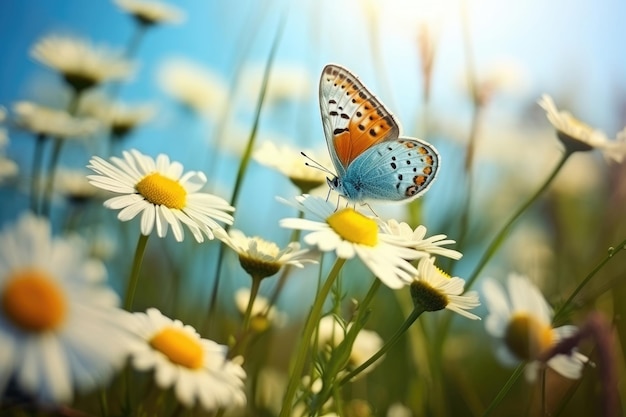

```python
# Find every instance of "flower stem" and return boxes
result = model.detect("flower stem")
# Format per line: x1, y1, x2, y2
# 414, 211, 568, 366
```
552, 237, 626, 324
40, 137, 64, 218
123, 233, 150, 311
481, 363, 525, 417
338, 304, 425, 387
278, 257, 346, 417
30, 133, 46, 214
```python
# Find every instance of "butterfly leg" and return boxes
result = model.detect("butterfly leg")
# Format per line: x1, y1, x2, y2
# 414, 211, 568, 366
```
361, 202, 379, 217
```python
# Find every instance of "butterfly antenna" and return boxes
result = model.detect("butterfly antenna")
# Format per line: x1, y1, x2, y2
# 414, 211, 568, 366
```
301, 151, 334, 176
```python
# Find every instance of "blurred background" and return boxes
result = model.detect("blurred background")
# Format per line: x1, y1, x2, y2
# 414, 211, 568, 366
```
1, 0, 625, 415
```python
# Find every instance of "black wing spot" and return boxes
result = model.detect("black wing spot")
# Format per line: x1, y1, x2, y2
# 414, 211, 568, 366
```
406, 160, 411, 165
391, 162, 396, 169
358, 124, 365, 131
356, 111, 362, 117
340, 113, 350, 119
359, 91, 367, 99
391, 156, 396, 161
369, 129, 377, 137
398, 174, 403, 180
330, 111, 338, 116
329, 99, 337, 104
333, 128, 348, 135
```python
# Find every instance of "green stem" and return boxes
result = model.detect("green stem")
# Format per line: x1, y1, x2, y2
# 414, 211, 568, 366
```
40, 137, 64, 218
30, 133, 46, 214
338, 304, 425, 386
481, 363, 525, 417
552, 237, 626, 324
206, 14, 286, 330
278, 257, 346, 417
123, 233, 150, 311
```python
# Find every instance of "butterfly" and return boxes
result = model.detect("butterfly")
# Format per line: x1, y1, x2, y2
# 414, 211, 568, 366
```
319, 64, 440, 203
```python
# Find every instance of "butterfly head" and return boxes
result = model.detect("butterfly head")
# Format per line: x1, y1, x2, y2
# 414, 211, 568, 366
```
326, 175, 341, 193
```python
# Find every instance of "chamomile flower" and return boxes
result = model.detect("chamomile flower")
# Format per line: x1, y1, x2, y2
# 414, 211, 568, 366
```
380, 219, 462, 260
87, 149, 233, 242
219, 228, 316, 279
254, 141, 329, 194
279, 195, 424, 289
13, 101, 100, 139
0, 213, 132, 404
31, 35, 133, 92
538, 94, 625, 162
483, 273, 588, 382
115, 0, 185, 26
410, 257, 480, 320
234, 288, 286, 331
80, 94, 155, 139
128, 308, 246, 411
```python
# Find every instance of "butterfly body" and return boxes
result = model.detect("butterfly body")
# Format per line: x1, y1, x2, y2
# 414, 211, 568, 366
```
319, 64, 439, 203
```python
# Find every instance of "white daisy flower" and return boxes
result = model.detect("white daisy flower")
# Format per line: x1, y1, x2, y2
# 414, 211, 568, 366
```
87, 149, 234, 242
0, 156, 18, 183
279, 195, 425, 289
234, 288, 286, 330
115, 0, 185, 26
80, 93, 155, 139
55, 168, 100, 204
13, 101, 100, 138
241, 64, 311, 105
219, 228, 316, 279
538, 94, 625, 162
0, 213, 132, 404
128, 308, 246, 411
379, 219, 462, 260
31, 35, 134, 92
482, 273, 588, 382
410, 257, 480, 320
254, 141, 329, 194
157, 58, 228, 117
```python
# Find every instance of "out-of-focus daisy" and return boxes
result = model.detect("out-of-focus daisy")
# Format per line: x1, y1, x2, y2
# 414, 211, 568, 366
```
254, 141, 329, 194
483, 273, 588, 382
115, 0, 185, 26
380, 219, 462, 260
87, 149, 234, 242
157, 58, 228, 117
128, 308, 246, 411
13, 101, 100, 138
387, 403, 413, 417
410, 257, 480, 320
316, 315, 384, 376
280, 195, 426, 289
241, 64, 311, 106
80, 93, 155, 140
234, 288, 286, 331
55, 168, 108, 205
219, 228, 316, 280
31, 35, 134, 92
539, 94, 626, 162
0, 156, 18, 184
0, 213, 132, 404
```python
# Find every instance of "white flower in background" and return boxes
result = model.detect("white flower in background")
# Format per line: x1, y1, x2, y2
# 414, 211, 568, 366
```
219, 228, 316, 279
380, 219, 462, 260
254, 141, 329, 194
0, 157, 18, 183
87, 149, 234, 242
128, 308, 246, 411
13, 101, 100, 138
80, 93, 155, 139
539, 94, 626, 162
241, 64, 311, 105
115, 0, 185, 26
55, 168, 101, 203
280, 195, 427, 289
31, 35, 134, 91
234, 288, 286, 330
483, 273, 588, 382
387, 403, 413, 417
410, 257, 480, 320
157, 58, 228, 117
0, 213, 132, 404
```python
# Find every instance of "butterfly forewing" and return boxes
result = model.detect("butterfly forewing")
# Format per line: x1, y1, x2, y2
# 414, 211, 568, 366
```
319, 64, 400, 172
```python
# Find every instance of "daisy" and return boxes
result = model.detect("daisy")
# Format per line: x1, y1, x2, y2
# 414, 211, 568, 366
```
0, 213, 133, 404
157, 58, 228, 117
234, 288, 286, 331
254, 141, 328, 194
380, 219, 462, 260
409, 257, 480, 320
115, 0, 185, 26
219, 228, 316, 280
31, 35, 134, 92
13, 101, 100, 139
87, 149, 234, 242
80, 93, 155, 139
482, 273, 588, 382
128, 308, 246, 411
539, 94, 626, 162
279, 195, 425, 289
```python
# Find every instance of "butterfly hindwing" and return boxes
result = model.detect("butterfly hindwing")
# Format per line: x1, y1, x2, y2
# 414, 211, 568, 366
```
342, 138, 440, 202
319, 64, 400, 175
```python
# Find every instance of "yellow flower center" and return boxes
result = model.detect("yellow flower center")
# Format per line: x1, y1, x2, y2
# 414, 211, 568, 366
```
1, 269, 67, 332
150, 326, 204, 369
327, 208, 378, 246
135, 172, 187, 209
504, 314, 554, 361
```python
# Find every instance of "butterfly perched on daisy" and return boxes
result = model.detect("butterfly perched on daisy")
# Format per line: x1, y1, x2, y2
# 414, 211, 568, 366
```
318, 64, 440, 203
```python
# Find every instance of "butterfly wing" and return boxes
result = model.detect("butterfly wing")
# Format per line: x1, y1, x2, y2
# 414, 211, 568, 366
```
342, 137, 440, 202
319, 64, 400, 177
